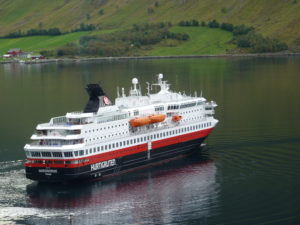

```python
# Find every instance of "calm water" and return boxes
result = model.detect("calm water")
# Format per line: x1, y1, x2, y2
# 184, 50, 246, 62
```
0, 57, 299, 225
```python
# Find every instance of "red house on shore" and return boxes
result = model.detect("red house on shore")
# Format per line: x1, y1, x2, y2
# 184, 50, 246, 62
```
7, 48, 23, 56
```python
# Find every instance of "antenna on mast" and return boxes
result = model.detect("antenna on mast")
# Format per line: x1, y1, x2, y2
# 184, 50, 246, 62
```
146, 82, 150, 96
138, 84, 142, 96
117, 86, 120, 98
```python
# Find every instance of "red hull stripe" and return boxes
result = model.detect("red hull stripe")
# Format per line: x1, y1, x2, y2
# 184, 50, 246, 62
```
25, 128, 213, 168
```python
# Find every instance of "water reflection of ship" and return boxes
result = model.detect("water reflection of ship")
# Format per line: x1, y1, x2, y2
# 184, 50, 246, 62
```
26, 151, 218, 224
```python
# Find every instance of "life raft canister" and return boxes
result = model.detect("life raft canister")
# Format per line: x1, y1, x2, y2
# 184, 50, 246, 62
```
172, 115, 182, 122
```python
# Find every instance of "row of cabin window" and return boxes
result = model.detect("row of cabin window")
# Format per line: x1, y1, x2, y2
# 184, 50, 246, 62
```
180, 102, 197, 109
30, 151, 70, 158
168, 105, 179, 110
28, 159, 89, 165
86, 131, 129, 143
29, 122, 212, 158
157, 101, 201, 112
169, 101, 204, 110
84, 123, 127, 133
155, 105, 164, 111
181, 108, 202, 114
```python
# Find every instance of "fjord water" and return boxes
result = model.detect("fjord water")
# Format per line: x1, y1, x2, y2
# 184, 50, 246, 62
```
0, 57, 299, 225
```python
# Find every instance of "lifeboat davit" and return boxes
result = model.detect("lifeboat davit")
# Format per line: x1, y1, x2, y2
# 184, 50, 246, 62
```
130, 114, 166, 127
172, 115, 182, 122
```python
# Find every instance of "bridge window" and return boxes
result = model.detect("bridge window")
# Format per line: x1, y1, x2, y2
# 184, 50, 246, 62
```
53, 152, 63, 157
41, 152, 52, 157
64, 152, 73, 157
31, 152, 41, 157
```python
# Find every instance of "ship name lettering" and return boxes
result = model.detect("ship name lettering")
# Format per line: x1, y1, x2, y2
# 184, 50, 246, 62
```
91, 159, 116, 171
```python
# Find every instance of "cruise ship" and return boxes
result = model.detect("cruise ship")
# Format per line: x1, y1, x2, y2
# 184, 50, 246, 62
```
24, 74, 218, 182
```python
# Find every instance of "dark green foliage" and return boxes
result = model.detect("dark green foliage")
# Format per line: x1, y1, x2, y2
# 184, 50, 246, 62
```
58, 22, 189, 57
26, 28, 48, 36
235, 32, 288, 52
178, 20, 199, 27
208, 20, 219, 28
98, 9, 104, 15
40, 50, 54, 57
170, 33, 189, 40
72, 24, 96, 32
3, 27, 62, 38
191, 20, 199, 26
154, 1, 160, 7
3, 30, 23, 38
178, 21, 185, 26
220, 22, 234, 32
175, 18, 287, 53
57, 49, 65, 56
47, 28, 62, 36
232, 24, 254, 36
184, 21, 191, 26
2, 23, 97, 38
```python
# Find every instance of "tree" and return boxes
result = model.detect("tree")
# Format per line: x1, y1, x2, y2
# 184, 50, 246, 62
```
208, 19, 219, 28
98, 9, 104, 15
233, 24, 254, 36
47, 28, 61, 35
178, 21, 186, 26
191, 19, 199, 26
221, 22, 234, 32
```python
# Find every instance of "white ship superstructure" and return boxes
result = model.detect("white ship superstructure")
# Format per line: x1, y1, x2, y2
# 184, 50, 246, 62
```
24, 74, 218, 182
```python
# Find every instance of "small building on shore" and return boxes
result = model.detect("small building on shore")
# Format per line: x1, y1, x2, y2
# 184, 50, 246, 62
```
3, 54, 13, 58
2, 49, 45, 60
31, 54, 45, 60
7, 48, 23, 56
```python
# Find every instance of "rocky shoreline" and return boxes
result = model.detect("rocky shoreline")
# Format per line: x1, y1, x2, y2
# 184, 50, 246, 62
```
1, 53, 300, 64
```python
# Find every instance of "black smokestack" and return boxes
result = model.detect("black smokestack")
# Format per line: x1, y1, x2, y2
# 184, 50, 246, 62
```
83, 84, 106, 113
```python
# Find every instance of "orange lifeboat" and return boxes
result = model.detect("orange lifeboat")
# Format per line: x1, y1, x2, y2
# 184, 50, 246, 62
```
172, 115, 182, 122
149, 114, 166, 124
130, 117, 151, 127
130, 114, 166, 127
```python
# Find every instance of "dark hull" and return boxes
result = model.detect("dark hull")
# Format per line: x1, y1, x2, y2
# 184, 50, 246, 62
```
25, 136, 208, 183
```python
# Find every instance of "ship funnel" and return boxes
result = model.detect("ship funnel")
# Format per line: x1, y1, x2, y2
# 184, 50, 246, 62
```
84, 84, 111, 113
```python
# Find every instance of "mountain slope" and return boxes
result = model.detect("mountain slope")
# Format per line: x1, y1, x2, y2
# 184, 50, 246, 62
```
0, 0, 299, 45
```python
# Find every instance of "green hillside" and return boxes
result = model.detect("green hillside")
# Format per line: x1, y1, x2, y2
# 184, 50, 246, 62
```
0, 0, 299, 46
146, 27, 235, 56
